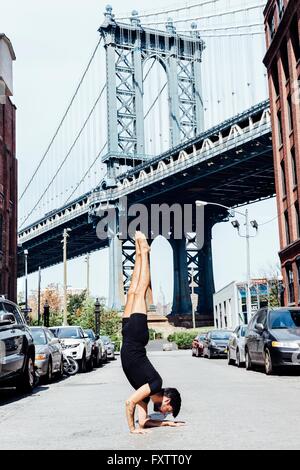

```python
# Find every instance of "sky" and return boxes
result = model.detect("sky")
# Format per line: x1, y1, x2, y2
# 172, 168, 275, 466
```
1, 0, 281, 304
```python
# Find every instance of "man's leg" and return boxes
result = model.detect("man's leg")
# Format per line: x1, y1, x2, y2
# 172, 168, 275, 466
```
131, 233, 151, 315
123, 233, 142, 318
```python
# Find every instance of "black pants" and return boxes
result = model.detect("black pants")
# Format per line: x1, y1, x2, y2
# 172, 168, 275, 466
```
121, 313, 162, 402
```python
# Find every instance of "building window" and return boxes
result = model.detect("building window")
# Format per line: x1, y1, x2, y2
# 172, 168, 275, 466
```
286, 264, 295, 304
284, 210, 291, 245
277, 0, 285, 19
291, 148, 298, 187
281, 41, 290, 81
271, 62, 280, 97
281, 160, 287, 197
297, 259, 300, 303
277, 111, 283, 146
291, 14, 300, 63
295, 202, 300, 240
268, 13, 276, 41
287, 96, 294, 132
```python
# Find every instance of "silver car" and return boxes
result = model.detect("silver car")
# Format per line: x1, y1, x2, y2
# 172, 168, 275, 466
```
100, 335, 115, 360
227, 325, 247, 367
30, 327, 63, 383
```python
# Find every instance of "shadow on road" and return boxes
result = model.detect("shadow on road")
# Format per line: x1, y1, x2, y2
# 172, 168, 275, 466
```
0, 384, 49, 407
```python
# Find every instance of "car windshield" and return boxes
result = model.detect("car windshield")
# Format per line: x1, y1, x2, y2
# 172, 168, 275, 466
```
31, 329, 47, 345
55, 328, 81, 339
101, 336, 110, 344
85, 330, 95, 340
199, 335, 206, 341
240, 327, 247, 337
269, 310, 300, 330
211, 332, 231, 340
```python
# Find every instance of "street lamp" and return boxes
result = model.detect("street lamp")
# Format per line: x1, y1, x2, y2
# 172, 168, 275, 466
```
24, 249, 29, 321
85, 253, 90, 296
196, 200, 258, 324
62, 228, 71, 326
94, 298, 101, 336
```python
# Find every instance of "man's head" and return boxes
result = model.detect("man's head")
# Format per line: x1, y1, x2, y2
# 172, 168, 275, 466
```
154, 388, 181, 418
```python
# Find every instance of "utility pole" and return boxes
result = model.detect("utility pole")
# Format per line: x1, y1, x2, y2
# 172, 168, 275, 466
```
62, 228, 71, 326
85, 253, 90, 296
24, 249, 29, 322
245, 209, 252, 324
37, 266, 41, 325
196, 201, 258, 325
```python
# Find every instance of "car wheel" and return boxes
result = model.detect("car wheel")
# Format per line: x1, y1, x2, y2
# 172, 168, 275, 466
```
16, 355, 35, 393
227, 349, 234, 365
236, 349, 243, 368
245, 350, 252, 371
57, 357, 64, 379
94, 351, 101, 368
79, 353, 87, 373
44, 358, 53, 384
264, 349, 274, 375
87, 355, 93, 372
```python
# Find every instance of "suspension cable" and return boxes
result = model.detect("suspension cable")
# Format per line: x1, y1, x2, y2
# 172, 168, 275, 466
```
19, 84, 106, 229
18, 38, 102, 203
117, 0, 222, 20
139, 3, 266, 26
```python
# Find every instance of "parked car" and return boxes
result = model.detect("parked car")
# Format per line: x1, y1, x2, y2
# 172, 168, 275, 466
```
100, 335, 115, 360
245, 307, 300, 375
203, 330, 232, 359
0, 298, 36, 392
192, 334, 207, 357
49, 326, 93, 372
30, 327, 63, 383
227, 325, 247, 367
84, 329, 104, 367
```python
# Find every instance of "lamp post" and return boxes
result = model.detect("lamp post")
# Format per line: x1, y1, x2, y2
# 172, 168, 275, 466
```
94, 298, 101, 336
62, 228, 71, 326
37, 266, 41, 326
24, 249, 29, 321
85, 253, 90, 296
196, 201, 258, 324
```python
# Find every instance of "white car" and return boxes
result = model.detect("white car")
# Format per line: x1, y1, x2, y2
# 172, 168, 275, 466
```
227, 325, 247, 368
49, 326, 93, 372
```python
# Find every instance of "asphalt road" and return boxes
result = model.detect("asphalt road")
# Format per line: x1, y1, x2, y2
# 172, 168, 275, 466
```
1, 349, 300, 450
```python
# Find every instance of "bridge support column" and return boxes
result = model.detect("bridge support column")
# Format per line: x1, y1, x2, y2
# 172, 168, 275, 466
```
170, 238, 192, 316
108, 218, 125, 311
186, 211, 227, 324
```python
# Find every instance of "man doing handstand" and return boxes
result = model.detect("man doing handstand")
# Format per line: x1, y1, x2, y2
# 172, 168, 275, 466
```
121, 231, 184, 434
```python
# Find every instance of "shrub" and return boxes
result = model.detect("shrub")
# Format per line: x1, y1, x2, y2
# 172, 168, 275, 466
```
168, 328, 212, 350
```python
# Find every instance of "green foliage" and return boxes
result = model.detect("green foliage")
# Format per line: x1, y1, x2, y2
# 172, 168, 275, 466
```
168, 327, 212, 350
148, 328, 163, 340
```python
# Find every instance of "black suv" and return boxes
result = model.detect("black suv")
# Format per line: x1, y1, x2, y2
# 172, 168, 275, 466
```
0, 298, 36, 392
245, 307, 300, 375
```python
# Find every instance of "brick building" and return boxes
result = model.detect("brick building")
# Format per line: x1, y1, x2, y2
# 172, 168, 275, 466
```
263, 0, 300, 306
0, 34, 17, 301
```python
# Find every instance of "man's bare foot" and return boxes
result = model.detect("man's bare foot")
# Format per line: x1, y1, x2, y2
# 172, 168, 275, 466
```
135, 231, 151, 253
135, 232, 141, 256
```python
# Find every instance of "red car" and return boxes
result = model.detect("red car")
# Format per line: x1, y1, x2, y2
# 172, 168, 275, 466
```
192, 334, 207, 357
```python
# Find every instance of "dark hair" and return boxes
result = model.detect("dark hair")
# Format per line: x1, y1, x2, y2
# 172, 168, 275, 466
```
163, 388, 181, 418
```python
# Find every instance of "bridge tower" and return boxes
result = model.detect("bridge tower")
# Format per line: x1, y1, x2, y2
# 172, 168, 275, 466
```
99, 5, 205, 186
98, 5, 206, 314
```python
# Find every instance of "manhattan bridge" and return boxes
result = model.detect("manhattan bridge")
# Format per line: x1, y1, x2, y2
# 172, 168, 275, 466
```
17, 1, 274, 323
